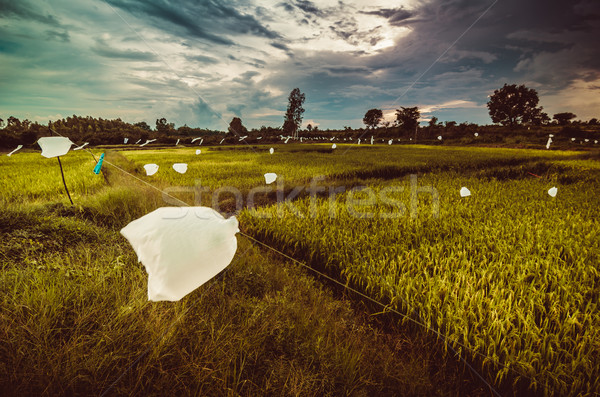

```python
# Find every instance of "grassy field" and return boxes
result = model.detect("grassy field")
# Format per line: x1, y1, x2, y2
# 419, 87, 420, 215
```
237, 145, 600, 396
1, 143, 598, 395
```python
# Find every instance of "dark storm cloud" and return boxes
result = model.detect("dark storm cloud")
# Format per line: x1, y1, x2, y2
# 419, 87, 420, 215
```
105, 0, 280, 45
251, 0, 600, 127
270, 42, 290, 51
270, 41, 294, 57
185, 54, 220, 64
277, 0, 330, 23
366, 0, 600, 92
360, 7, 413, 24
91, 39, 157, 61
3, 0, 599, 129
0, 0, 63, 27
0, 38, 20, 54
329, 17, 358, 41
276, 2, 295, 13
45, 30, 70, 43
295, 0, 326, 18
232, 70, 260, 85
323, 66, 371, 75
192, 97, 222, 125
328, 17, 385, 47
226, 103, 245, 116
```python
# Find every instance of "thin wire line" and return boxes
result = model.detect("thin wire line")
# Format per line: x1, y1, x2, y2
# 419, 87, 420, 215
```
50, 127, 531, 390
100, 245, 252, 396
50, 127, 192, 207
388, 0, 498, 110
240, 232, 532, 392
99, 0, 255, 151
42, 129, 238, 395
49, 128, 529, 393
41, 2, 533, 393
345, 0, 498, 155
350, 247, 502, 396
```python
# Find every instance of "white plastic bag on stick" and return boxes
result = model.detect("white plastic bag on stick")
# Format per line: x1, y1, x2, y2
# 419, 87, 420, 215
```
121, 206, 239, 301
38, 137, 73, 158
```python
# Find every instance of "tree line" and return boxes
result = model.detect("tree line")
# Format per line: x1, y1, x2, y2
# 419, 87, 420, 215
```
363, 84, 597, 132
1, 84, 598, 148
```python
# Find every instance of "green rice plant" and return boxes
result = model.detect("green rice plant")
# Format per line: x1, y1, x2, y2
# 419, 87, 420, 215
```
2, 143, 597, 395
239, 156, 600, 396
119, 144, 580, 192
0, 151, 106, 206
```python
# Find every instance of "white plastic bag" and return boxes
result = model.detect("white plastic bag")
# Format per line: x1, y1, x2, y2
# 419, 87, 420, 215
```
38, 137, 73, 158
121, 207, 239, 301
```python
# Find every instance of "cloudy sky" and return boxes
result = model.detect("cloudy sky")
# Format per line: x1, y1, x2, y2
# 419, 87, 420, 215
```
1, 0, 599, 130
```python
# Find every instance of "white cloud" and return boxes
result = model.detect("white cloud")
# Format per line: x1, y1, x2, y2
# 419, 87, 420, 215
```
543, 78, 600, 121
302, 119, 320, 128
418, 100, 483, 114
1, 0, 599, 130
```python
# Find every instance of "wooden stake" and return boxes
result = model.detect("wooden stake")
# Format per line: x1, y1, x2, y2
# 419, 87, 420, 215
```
57, 156, 73, 205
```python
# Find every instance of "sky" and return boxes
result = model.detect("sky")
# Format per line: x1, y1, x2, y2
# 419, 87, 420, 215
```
1, 0, 599, 130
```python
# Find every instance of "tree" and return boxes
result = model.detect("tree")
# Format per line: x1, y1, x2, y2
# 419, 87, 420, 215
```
7, 116, 20, 128
553, 112, 577, 125
524, 107, 550, 126
228, 117, 248, 135
428, 116, 439, 128
282, 119, 296, 136
395, 107, 420, 131
306, 124, 313, 132
363, 108, 383, 129
283, 88, 305, 139
178, 124, 193, 136
444, 121, 457, 128
589, 118, 598, 125
135, 121, 151, 131
156, 118, 170, 134
487, 83, 543, 127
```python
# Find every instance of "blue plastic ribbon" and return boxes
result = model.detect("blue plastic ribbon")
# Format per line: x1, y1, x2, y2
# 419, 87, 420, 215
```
93, 153, 105, 175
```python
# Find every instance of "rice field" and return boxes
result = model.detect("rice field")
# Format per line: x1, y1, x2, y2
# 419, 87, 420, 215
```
235, 146, 600, 396
0, 151, 105, 205
1, 143, 599, 395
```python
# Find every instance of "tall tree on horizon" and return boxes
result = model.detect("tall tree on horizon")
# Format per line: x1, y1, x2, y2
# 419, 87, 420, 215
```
553, 112, 577, 125
363, 108, 383, 129
156, 117, 174, 134
228, 117, 248, 135
487, 84, 546, 127
283, 88, 305, 139
395, 107, 420, 132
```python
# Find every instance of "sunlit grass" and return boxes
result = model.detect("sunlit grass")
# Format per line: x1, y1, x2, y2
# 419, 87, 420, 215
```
240, 156, 600, 396
0, 151, 106, 206
1, 143, 598, 395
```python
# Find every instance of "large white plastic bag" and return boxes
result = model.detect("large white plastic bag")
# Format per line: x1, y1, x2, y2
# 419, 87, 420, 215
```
120, 206, 239, 301
38, 137, 74, 158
